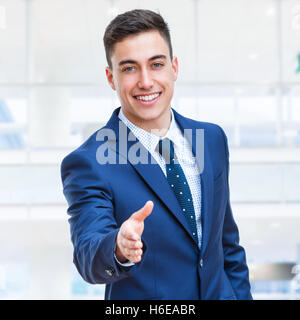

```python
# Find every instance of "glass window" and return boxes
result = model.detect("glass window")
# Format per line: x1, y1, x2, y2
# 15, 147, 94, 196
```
0, 98, 27, 149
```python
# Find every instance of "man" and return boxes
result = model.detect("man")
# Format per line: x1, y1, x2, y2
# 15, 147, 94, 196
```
61, 9, 252, 300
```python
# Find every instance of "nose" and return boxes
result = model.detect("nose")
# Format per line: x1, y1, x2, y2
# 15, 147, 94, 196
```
138, 68, 154, 90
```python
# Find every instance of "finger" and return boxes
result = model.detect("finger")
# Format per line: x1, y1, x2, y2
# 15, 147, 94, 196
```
122, 248, 143, 263
125, 248, 143, 258
130, 255, 142, 263
122, 239, 143, 250
130, 201, 154, 223
120, 229, 140, 241
128, 251, 143, 263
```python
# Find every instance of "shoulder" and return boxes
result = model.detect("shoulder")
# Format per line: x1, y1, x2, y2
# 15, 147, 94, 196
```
60, 127, 104, 176
173, 108, 227, 143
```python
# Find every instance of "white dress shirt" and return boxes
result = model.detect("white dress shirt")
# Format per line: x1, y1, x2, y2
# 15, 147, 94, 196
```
115, 108, 202, 266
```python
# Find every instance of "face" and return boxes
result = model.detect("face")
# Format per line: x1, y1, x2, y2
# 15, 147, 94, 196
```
106, 30, 178, 131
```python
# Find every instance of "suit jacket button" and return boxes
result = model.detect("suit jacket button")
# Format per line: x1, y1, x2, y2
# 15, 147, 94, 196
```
105, 268, 114, 276
200, 259, 203, 268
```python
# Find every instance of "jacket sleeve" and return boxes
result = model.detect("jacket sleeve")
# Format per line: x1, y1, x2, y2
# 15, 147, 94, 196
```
61, 151, 138, 284
219, 128, 253, 300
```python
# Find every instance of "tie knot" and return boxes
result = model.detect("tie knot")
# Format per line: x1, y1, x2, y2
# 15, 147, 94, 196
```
157, 138, 175, 163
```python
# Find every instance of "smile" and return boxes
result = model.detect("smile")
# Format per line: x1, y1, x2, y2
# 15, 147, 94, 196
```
134, 92, 161, 102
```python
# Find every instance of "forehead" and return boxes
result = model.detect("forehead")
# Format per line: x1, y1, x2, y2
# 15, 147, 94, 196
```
111, 30, 170, 63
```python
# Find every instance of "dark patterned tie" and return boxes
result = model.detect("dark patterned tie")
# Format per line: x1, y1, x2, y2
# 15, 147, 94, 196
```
157, 138, 198, 243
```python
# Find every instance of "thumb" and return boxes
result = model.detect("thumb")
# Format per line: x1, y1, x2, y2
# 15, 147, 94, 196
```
130, 201, 154, 223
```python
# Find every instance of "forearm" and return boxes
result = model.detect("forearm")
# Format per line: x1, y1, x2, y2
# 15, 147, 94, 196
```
73, 228, 134, 284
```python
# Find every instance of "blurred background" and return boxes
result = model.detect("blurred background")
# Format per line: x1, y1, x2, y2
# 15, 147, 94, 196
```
0, 0, 300, 300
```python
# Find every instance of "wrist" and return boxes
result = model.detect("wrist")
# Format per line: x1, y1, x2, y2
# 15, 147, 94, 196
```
115, 240, 128, 263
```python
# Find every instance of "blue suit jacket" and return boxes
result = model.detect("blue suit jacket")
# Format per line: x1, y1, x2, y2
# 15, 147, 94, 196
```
61, 107, 252, 300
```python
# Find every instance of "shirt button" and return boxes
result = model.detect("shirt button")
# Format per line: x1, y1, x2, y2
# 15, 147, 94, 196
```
200, 259, 204, 268
105, 268, 115, 276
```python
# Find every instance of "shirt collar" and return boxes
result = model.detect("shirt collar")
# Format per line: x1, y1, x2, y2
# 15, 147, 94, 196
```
162, 111, 183, 149
118, 108, 183, 154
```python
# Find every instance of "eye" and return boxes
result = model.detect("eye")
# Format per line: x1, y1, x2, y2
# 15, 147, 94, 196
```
122, 66, 135, 72
152, 62, 164, 69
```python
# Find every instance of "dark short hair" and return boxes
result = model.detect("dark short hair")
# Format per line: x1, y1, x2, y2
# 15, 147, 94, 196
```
103, 9, 173, 69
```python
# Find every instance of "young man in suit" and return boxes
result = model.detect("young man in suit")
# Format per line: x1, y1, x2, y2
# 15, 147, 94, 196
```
61, 9, 252, 300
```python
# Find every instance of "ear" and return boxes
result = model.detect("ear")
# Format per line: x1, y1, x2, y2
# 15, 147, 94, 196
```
106, 66, 116, 91
171, 56, 178, 81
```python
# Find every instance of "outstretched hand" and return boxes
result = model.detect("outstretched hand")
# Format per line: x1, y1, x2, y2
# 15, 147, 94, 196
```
115, 201, 154, 263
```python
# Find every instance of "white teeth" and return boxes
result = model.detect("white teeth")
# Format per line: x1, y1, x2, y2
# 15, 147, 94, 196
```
136, 93, 160, 101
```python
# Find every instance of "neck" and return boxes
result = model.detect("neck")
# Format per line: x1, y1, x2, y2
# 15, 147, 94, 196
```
122, 108, 172, 137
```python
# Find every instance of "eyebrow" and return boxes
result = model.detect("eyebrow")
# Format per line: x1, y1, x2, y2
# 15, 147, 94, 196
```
118, 55, 167, 67
149, 54, 167, 61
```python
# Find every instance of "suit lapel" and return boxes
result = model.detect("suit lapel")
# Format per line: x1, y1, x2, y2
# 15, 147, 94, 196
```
133, 162, 195, 242
104, 108, 202, 246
